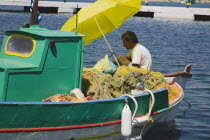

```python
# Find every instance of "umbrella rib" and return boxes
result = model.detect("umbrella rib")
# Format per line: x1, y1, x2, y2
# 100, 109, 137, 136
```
100, 12, 118, 29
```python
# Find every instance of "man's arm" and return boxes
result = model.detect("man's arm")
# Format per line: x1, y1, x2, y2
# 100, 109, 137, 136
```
113, 55, 131, 66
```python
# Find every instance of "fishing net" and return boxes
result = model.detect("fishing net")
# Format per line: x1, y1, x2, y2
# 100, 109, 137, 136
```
82, 66, 181, 101
42, 94, 73, 102
42, 93, 96, 102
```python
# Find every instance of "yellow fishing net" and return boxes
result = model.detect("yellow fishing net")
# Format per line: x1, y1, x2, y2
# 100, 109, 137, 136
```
82, 66, 181, 101
154, 83, 181, 101
42, 94, 73, 102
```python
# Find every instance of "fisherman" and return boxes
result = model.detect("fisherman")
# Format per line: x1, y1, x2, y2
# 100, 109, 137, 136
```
115, 31, 152, 70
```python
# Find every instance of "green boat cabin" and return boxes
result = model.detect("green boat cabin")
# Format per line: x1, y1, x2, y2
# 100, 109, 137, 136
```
0, 25, 85, 102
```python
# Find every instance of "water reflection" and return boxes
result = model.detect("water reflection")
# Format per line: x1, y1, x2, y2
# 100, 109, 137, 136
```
143, 121, 181, 140
143, 100, 192, 140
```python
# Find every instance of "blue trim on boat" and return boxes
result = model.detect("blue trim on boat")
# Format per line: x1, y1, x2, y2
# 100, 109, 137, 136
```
0, 88, 167, 105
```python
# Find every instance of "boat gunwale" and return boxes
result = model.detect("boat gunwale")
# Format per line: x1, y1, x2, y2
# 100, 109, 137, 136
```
169, 82, 184, 108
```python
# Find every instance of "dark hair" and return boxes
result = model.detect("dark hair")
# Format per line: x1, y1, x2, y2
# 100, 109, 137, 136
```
122, 31, 138, 43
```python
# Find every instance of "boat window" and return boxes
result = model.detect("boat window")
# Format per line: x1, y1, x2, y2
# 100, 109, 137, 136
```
5, 34, 36, 57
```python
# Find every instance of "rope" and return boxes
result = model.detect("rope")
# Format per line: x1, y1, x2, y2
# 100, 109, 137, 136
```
183, 98, 192, 107
144, 89, 155, 117
122, 90, 155, 139
123, 94, 138, 120
132, 89, 155, 140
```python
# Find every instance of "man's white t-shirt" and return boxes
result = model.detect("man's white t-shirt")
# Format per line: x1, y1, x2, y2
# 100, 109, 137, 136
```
126, 44, 152, 70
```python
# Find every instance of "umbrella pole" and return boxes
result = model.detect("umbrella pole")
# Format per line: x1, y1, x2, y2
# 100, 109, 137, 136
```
94, 16, 120, 67
75, 4, 79, 34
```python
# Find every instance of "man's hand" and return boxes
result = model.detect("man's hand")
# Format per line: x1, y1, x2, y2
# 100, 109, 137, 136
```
132, 64, 140, 68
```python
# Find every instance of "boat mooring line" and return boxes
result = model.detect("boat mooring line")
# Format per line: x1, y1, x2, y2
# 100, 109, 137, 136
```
122, 94, 138, 120
183, 98, 192, 107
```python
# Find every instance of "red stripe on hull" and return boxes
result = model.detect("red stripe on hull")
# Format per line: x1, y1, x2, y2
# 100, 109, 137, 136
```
0, 114, 153, 132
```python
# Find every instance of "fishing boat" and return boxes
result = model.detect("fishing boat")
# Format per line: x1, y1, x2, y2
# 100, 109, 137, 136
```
0, 0, 192, 140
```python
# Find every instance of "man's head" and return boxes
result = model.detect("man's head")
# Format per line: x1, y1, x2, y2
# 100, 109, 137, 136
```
122, 31, 138, 49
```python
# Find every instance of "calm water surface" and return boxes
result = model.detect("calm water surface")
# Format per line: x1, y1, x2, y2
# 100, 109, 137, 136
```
0, 9, 210, 140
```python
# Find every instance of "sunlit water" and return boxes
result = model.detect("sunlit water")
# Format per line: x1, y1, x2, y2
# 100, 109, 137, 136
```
0, 8, 210, 140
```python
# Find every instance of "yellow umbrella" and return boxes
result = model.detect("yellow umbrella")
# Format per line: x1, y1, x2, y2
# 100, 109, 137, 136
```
61, 0, 142, 65
61, 0, 141, 45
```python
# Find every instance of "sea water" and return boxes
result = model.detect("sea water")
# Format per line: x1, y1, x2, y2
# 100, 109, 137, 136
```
0, 5, 210, 140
